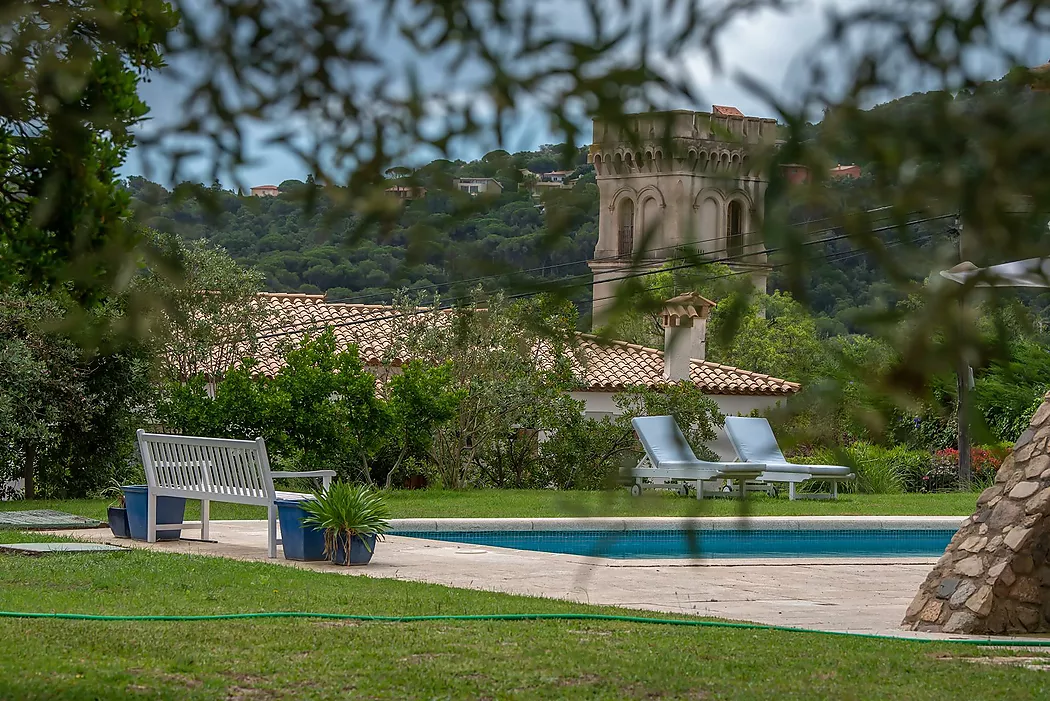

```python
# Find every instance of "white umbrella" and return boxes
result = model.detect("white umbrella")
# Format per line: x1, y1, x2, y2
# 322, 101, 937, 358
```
940, 258, 1050, 288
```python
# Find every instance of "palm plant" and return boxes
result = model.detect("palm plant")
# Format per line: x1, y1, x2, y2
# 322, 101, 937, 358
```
100, 478, 126, 508
300, 483, 390, 563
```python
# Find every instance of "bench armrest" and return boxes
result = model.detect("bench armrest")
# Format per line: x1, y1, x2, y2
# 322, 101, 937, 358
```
271, 470, 336, 489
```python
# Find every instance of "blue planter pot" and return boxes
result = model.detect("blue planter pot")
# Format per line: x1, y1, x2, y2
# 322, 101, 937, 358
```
107, 507, 130, 538
331, 532, 378, 566
275, 499, 327, 561
122, 485, 187, 541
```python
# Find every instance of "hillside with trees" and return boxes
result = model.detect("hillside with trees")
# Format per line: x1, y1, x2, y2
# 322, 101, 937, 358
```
127, 145, 598, 307
125, 151, 955, 334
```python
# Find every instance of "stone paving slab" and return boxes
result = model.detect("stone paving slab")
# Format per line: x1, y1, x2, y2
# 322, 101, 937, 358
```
0, 510, 101, 530
0, 542, 125, 555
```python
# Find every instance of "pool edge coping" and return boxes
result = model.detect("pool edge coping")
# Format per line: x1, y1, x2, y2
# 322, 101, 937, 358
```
387, 516, 967, 532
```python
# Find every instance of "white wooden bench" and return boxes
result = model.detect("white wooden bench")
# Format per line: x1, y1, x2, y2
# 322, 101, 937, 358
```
136, 430, 335, 558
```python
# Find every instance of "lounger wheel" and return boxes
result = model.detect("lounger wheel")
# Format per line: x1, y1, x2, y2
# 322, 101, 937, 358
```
676, 484, 689, 497
720, 484, 733, 493
630, 484, 642, 497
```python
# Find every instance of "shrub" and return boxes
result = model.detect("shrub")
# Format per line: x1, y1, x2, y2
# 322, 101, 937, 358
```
804, 443, 929, 494
538, 382, 725, 491
539, 415, 635, 491
158, 330, 460, 485
927, 446, 1006, 491
301, 483, 391, 561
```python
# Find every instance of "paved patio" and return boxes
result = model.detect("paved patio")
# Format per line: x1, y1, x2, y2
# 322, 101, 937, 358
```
50, 518, 975, 639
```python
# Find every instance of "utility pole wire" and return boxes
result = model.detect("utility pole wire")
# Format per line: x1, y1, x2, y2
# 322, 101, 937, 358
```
257, 213, 955, 341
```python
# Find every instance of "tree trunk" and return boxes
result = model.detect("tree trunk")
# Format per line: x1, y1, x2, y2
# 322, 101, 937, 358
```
384, 446, 409, 490
23, 442, 35, 500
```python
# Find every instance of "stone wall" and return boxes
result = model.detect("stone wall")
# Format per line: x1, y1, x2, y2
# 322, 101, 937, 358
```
901, 396, 1050, 634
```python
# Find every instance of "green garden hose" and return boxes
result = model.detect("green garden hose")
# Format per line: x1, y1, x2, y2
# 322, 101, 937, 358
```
2, 610, 1049, 646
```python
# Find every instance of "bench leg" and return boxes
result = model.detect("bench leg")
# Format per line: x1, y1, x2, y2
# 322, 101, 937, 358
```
789, 483, 796, 502
201, 499, 210, 541
147, 491, 157, 543
832, 481, 838, 500
267, 503, 278, 559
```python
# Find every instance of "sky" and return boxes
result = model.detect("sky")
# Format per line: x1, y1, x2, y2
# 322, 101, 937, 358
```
124, 0, 1050, 189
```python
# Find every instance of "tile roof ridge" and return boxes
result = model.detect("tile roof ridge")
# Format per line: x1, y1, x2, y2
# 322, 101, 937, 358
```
258, 292, 326, 301
690, 357, 797, 386
577, 332, 662, 354
320, 301, 400, 311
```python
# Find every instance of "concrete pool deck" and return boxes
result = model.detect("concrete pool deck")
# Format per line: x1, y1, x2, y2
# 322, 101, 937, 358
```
46, 516, 1049, 644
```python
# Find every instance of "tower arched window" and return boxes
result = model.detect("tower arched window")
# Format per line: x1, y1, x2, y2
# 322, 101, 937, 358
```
727, 200, 744, 258
617, 199, 635, 257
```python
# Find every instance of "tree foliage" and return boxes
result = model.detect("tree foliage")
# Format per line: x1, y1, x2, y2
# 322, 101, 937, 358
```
126, 169, 599, 310
131, 231, 274, 380
0, 0, 177, 307
0, 292, 154, 498
157, 329, 462, 484
387, 291, 583, 489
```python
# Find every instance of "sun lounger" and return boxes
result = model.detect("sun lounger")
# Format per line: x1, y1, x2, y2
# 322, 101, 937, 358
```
723, 417, 855, 500
626, 416, 765, 498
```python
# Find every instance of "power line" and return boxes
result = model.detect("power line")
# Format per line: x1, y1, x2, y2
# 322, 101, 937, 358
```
260, 210, 939, 338
257, 213, 954, 341
325, 205, 900, 305
585, 235, 935, 311
326, 233, 758, 305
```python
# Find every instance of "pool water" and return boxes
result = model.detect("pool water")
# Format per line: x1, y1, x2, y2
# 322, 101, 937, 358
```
392, 529, 955, 559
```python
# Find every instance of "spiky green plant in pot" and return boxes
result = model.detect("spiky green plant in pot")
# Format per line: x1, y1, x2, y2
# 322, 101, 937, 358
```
300, 483, 390, 565
101, 478, 131, 538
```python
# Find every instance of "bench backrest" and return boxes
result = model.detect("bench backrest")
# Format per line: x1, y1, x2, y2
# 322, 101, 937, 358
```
137, 430, 277, 505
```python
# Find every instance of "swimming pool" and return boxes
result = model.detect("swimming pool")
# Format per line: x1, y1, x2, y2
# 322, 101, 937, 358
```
391, 528, 956, 559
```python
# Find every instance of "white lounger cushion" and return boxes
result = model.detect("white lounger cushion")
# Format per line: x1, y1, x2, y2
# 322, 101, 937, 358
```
723, 417, 852, 477
760, 462, 853, 477
632, 416, 761, 475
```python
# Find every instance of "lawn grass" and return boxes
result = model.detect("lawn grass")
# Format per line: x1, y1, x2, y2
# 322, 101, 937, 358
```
0, 489, 978, 524
0, 529, 1045, 700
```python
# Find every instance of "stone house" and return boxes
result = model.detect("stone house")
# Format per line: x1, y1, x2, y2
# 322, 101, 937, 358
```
243, 292, 799, 458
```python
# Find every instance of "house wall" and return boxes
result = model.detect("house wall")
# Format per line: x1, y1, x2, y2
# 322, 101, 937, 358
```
569, 391, 786, 460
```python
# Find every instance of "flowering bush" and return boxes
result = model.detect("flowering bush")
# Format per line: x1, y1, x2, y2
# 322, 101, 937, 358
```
925, 447, 1007, 491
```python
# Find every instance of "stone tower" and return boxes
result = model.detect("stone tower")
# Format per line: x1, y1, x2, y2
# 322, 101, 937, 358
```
587, 107, 778, 326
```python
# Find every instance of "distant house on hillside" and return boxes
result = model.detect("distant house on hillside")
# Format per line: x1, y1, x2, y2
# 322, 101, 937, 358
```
385, 184, 426, 201
532, 181, 571, 198
778, 163, 862, 184
250, 185, 280, 197
829, 164, 862, 180
781, 164, 810, 185
454, 177, 503, 196
217, 292, 799, 459
542, 170, 574, 184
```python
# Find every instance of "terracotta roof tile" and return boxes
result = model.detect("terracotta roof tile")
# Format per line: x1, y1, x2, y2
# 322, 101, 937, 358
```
571, 334, 799, 396
712, 105, 745, 118
229, 293, 799, 397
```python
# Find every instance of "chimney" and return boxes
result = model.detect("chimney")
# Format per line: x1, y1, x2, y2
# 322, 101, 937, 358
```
662, 293, 717, 382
